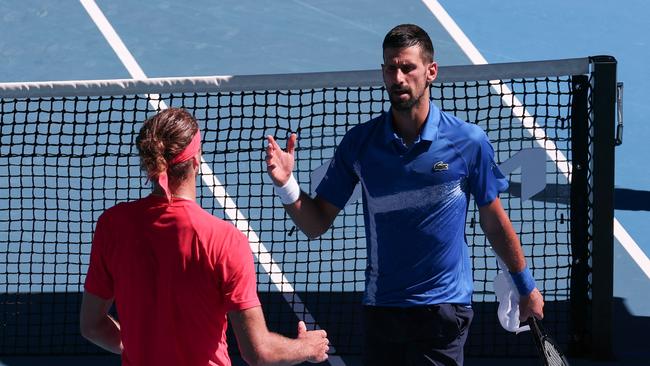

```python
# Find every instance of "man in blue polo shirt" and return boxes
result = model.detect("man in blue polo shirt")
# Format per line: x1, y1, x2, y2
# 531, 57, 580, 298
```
265, 24, 544, 366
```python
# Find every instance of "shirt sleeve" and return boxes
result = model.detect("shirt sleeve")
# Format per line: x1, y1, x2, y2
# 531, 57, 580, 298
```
315, 130, 360, 209
468, 129, 509, 207
219, 230, 261, 312
84, 214, 114, 300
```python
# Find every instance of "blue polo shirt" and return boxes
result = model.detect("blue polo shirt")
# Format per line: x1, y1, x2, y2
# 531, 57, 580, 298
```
315, 101, 508, 307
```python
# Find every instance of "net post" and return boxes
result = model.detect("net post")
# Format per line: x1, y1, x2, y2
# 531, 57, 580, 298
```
569, 74, 590, 357
589, 55, 617, 361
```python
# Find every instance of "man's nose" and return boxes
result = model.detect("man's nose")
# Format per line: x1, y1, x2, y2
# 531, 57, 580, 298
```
393, 68, 406, 85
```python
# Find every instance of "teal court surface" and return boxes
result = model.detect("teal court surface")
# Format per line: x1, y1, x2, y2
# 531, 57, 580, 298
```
1, 1, 648, 365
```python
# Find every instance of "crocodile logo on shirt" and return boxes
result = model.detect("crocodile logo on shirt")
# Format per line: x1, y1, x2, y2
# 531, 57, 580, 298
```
433, 161, 449, 171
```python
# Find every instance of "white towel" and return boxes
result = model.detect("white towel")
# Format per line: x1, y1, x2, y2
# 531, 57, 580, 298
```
493, 251, 530, 334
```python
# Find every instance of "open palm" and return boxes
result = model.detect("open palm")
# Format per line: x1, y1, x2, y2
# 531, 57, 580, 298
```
265, 133, 296, 186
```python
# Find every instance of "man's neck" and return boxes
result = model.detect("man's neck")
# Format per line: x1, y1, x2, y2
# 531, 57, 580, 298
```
152, 179, 197, 201
391, 99, 430, 147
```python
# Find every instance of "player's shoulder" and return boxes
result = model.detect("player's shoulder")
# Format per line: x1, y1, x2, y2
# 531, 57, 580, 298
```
348, 112, 384, 137
98, 200, 136, 223
176, 203, 250, 264
338, 112, 387, 152
439, 110, 487, 144
184, 202, 233, 230
188, 203, 246, 238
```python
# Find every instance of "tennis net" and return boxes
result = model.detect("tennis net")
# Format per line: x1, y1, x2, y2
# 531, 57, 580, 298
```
0, 56, 617, 358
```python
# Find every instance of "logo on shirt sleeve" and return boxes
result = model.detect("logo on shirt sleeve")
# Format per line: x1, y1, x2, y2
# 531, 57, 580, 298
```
433, 161, 449, 172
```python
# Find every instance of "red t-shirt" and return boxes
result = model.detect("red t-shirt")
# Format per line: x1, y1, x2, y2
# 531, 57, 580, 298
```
84, 195, 260, 366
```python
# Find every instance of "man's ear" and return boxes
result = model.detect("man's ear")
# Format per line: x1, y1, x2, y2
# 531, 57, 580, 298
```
192, 153, 201, 173
427, 62, 438, 84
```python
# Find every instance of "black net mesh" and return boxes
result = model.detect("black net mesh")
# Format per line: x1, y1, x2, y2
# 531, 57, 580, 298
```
0, 72, 591, 357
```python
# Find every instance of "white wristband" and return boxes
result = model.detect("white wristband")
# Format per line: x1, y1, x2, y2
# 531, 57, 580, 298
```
274, 174, 301, 205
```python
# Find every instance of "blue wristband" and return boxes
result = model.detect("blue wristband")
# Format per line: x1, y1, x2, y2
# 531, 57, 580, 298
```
509, 266, 536, 296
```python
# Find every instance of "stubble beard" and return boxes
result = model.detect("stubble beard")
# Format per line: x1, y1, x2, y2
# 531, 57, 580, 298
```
389, 86, 426, 111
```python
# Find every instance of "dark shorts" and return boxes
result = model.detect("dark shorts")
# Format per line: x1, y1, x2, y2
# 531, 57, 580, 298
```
362, 304, 473, 366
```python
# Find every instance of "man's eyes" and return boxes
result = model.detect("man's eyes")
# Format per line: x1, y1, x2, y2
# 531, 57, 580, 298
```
385, 65, 416, 73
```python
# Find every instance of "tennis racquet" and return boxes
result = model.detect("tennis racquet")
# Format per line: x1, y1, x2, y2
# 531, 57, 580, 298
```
529, 317, 571, 366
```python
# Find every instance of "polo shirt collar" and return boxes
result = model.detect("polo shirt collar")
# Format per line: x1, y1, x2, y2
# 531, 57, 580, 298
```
382, 101, 441, 145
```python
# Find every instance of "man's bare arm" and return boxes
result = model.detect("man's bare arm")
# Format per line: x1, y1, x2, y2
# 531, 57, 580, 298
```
79, 291, 122, 354
479, 197, 544, 321
229, 306, 329, 366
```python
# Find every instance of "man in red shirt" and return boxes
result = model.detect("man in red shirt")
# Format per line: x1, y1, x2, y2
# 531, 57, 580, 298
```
80, 108, 329, 366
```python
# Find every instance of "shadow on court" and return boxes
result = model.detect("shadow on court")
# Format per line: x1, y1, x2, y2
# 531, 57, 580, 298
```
1, 297, 647, 366
508, 182, 650, 212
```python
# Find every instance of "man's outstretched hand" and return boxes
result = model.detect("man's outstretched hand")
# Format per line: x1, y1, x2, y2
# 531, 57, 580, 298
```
265, 134, 297, 186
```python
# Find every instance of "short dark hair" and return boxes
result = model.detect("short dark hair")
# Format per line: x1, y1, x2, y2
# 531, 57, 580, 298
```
382, 24, 434, 63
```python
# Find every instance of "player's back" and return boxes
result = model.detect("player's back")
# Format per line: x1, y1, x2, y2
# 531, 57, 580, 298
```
97, 195, 245, 366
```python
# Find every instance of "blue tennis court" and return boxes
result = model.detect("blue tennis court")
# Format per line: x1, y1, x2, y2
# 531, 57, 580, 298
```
0, 1, 648, 365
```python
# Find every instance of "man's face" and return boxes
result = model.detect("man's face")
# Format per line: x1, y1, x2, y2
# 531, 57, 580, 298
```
382, 46, 437, 111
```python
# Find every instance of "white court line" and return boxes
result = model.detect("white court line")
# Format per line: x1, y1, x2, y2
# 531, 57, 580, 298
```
422, 0, 650, 280
80, 2, 344, 362
615, 220, 650, 279
80, 0, 163, 109
80, 0, 145, 79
